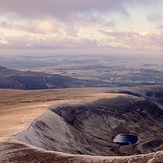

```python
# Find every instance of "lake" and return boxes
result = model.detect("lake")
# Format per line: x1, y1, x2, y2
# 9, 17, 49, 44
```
113, 134, 138, 146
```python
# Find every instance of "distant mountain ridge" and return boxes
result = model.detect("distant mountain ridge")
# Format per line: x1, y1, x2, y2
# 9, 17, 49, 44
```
0, 66, 110, 90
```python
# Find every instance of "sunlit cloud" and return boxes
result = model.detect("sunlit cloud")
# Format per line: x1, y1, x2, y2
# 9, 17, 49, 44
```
99, 29, 163, 50
0, 34, 9, 46
0, 33, 100, 50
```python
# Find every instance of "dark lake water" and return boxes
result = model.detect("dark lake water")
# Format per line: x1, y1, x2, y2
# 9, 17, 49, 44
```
113, 134, 138, 146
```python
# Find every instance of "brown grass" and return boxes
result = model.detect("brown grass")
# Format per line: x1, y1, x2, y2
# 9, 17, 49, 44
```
0, 88, 119, 141
0, 87, 119, 111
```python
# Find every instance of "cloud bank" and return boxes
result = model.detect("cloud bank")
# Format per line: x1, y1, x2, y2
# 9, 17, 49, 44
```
0, 0, 163, 54
0, 0, 161, 21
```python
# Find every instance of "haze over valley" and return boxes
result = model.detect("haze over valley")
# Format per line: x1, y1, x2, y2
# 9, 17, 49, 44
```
0, 54, 162, 89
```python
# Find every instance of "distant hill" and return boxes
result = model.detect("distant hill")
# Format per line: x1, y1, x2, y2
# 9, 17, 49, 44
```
0, 66, 110, 90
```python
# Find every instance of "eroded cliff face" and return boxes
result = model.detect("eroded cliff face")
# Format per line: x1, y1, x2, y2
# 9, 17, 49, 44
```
16, 95, 163, 156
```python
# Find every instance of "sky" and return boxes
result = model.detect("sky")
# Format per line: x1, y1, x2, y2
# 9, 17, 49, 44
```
0, 0, 163, 55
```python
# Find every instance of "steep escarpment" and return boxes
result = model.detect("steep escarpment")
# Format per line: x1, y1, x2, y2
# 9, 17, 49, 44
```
16, 95, 163, 156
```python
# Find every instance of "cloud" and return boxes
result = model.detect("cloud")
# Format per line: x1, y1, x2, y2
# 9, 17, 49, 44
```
0, 19, 78, 37
1, 28, 163, 52
36, 20, 56, 33
0, 0, 162, 55
144, 31, 163, 47
0, 0, 160, 21
99, 29, 163, 50
0, 34, 10, 46
147, 13, 163, 22
0, 34, 99, 49
99, 30, 138, 37
0, 0, 161, 37
158, 24, 163, 30
0, 0, 126, 20
0, 21, 11, 28
1, 29, 163, 56
17, 19, 59, 34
